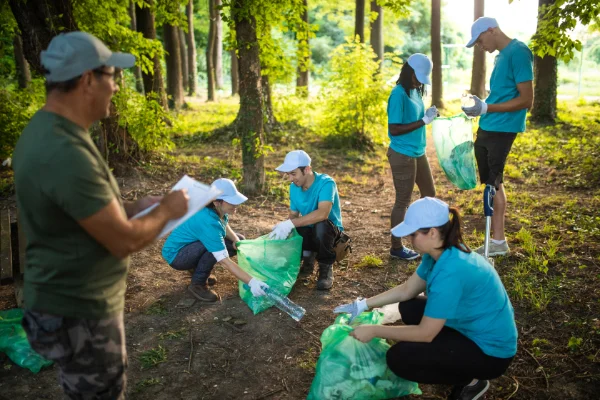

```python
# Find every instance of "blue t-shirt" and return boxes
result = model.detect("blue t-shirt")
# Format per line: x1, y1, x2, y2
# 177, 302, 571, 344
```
387, 85, 426, 158
480, 39, 533, 134
416, 247, 518, 358
162, 207, 229, 264
290, 172, 343, 230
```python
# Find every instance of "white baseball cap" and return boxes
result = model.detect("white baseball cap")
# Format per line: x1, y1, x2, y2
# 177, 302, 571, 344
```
466, 17, 499, 48
212, 178, 248, 205
391, 197, 450, 237
275, 150, 311, 173
407, 53, 433, 85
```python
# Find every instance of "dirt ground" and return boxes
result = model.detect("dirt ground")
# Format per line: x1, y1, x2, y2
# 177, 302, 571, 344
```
0, 134, 598, 399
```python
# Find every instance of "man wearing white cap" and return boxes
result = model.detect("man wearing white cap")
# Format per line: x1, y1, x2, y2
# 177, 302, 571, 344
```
13, 32, 189, 398
163, 178, 269, 302
462, 17, 534, 257
386, 53, 438, 261
270, 150, 344, 290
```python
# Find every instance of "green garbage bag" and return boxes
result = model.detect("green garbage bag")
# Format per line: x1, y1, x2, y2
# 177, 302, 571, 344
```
0, 309, 53, 373
237, 229, 302, 314
307, 310, 421, 400
432, 114, 478, 190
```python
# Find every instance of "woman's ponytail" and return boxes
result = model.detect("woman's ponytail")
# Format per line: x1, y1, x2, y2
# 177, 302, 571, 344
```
436, 207, 471, 253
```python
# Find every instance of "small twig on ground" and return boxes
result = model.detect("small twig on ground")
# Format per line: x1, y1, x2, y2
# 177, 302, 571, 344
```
290, 322, 321, 350
224, 321, 244, 333
522, 347, 549, 389
505, 376, 520, 400
282, 378, 289, 392
253, 387, 285, 400
187, 327, 194, 372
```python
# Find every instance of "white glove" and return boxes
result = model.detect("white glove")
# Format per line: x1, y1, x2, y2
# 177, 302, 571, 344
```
248, 278, 269, 297
421, 106, 438, 125
461, 95, 488, 117
333, 298, 368, 322
268, 219, 295, 240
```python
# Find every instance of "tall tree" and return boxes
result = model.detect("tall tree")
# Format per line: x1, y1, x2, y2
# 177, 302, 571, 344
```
232, 0, 265, 194
164, 23, 184, 110
469, 0, 486, 98
296, 0, 309, 96
531, 0, 557, 123
213, 0, 224, 89
178, 27, 189, 94
355, 0, 365, 42
231, 49, 239, 96
430, 0, 443, 108
13, 35, 31, 89
136, 1, 168, 108
185, 0, 197, 95
207, 0, 217, 101
128, 0, 144, 94
370, 1, 383, 65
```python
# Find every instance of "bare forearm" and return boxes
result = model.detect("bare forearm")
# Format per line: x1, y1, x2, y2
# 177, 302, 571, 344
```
388, 120, 425, 136
220, 258, 252, 283
117, 206, 172, 257
291, 209, 328, 228
122, 201, 138, 218
371, 324, 435, 342
487, 96, 532, 113
366, 285, 410, 308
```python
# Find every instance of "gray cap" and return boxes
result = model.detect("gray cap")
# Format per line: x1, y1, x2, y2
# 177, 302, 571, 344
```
41, 31, 135, 82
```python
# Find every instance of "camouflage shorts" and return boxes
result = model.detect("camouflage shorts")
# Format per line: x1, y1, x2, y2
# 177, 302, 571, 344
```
22, 310, 127, 400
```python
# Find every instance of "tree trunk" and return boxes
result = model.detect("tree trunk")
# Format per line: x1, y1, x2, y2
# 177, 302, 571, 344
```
431, 0, 444, 108
369, 1, 383, 66
136, 1, 168, 108
129, 0, 144, 94
178, 27, 189, 94
233, 2, 265, 194
354, 0, 365, 43
262, 75, 278, 134
231, 49, 239, 96
207, 0, 217, 101
13, 35, 31, 89
531, 0, 557, 123
213, 0, 223, 89
164, 24, 184, 110
185, 0, 197, 96
8, 0, 77, 74
469, 0, 486, 98
296, 0, 309, 96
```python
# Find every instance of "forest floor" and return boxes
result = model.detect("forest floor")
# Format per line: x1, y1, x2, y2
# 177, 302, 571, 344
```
0, 98, 598, 400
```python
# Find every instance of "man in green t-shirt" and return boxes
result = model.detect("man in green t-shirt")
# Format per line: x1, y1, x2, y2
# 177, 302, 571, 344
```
13, 32, 188, 400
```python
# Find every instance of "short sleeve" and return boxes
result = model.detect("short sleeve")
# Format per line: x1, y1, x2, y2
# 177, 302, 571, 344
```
423, 270, 463, 320
198, 219, 227, 253
44, 144, 115, 221
387, 90, 406, 124
290, 185, 299, 212
317, 181, 335, 204
416, 254, 434, 280
512, 46, 533, 84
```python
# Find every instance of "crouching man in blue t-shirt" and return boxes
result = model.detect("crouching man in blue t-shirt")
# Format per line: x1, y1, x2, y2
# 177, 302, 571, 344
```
269, 150, 344, 291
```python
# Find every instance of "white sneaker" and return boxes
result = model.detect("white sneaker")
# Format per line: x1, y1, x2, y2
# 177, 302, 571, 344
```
474, 241, 510, 257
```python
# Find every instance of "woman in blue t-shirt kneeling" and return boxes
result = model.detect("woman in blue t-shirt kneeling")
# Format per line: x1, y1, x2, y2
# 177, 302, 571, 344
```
334, 197, 517, 400
387, 53, 439, 261
162, 178, 268, 302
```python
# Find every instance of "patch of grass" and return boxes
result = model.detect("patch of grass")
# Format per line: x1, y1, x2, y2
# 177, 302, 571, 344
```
139, 345, 167, 369
505, 261, 555, 311
134, 377, 161, 392
342, 174, 358, 184
158, 328, 186, 340
296, 347, 318, 371
145, 299, 168, 315
356, 254, 384, 268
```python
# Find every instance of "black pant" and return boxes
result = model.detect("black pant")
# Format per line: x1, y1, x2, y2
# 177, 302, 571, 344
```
386, 297, 514, 385
474, 128, 517, 189
296, 220, 340, 265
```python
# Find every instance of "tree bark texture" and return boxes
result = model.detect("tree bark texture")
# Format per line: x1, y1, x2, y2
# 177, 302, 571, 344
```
531, 0, 557, 123
164, 24, 184, 110
213, 0, 223, 89
296, 0, 309, 96
178, 27, 189, 93
231, 49, 239, 96
185, 0, 197, 95
469, 0, 486, 98
430, 0, 444, 108
369, 1, 383, 65
129, 0, 145, 93
13, 35, 31, 89
207, 0, 217, 101
135, 1, 168, 108
355, 0, 365, 43
233, 3, 265, 194
8, 0, 77, 75
262, 75, 277, 134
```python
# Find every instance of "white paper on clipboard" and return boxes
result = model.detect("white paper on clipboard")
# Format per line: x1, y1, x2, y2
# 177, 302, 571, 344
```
132, 175, 222, 239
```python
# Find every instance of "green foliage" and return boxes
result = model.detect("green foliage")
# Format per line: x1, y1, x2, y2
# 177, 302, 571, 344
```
529, 0, 600, 62
319, 38, 387, 149
139, 345, 167, 369
134, 378, 161, 392
567, 336, 583, 352
113, 87, 174, 152
356, 254, 384, 268
0, 2, 18, 78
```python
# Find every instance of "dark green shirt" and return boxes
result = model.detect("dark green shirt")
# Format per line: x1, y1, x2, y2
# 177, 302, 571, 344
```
13, 111, 129, 319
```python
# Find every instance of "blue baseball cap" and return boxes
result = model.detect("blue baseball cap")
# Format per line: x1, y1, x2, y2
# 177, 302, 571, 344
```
466, 17, 499, 48
391, 197, 450, 237
212, 178, 248, 205
276, 150, 312, 173
407, 53, 433, 85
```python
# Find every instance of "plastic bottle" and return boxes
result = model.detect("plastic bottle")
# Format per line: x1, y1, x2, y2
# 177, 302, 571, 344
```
461, 93, 475, 108
243, 284, 306, 321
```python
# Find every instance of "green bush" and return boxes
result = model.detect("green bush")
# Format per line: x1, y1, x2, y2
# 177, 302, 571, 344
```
319, 37, 388, 149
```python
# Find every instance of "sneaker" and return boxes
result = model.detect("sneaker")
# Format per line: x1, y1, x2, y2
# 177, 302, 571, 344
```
474, 241, 510, 257
207, 274, 217, 286
390, 247, 420, 261
187, 284, 219, 302
448, 380, 490, 400
299, 253, 316, 276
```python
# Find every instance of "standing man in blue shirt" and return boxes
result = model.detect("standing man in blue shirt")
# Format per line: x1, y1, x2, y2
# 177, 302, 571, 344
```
462, 17, 534, 257
270, 150, 344, 290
